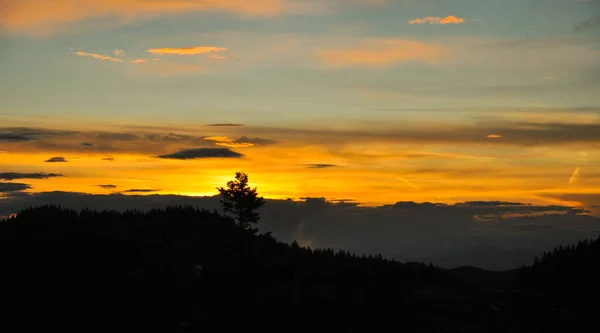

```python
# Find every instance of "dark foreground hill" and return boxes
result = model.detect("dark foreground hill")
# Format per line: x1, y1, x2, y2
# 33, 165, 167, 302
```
0, 206, 597, 332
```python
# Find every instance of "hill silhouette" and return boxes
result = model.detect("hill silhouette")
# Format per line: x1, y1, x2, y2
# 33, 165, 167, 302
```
0, 206, 598, 332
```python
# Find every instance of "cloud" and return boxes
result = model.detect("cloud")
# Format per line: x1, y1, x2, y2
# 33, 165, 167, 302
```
316, 39, 447, 67
574, 16, 600, 32
205, 136, 277, 148
96, 133, 139, 141
97, 184, 117, 189
569, 166, 581, 185
249, 121, 600, 146
123, 189, 160, 193
101, 157, 115, 161
0, 127, 77, 142
0, 173, 63, 181
130, 59, 147, 64
1, 192, 598, 270
0, 134, 32, 142
74, 51, 123, 62
147, 46, 227, 56
212, 54, 227, 60
0, 182, 31, 193
113, 49, 125, 56
45, 157, 68, 163
541, 193, 600, 208
3, 116, 599, 160
0, 0, 311, 36
487, 134, 501, 139
157, 148, 244, 159
80, 142, 94, 147
409, 15, 466, 25
299, 164, 340, 169
206, 124, 246, 127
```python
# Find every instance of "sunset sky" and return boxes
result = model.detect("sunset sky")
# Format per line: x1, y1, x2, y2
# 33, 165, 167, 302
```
1, 0, 599, 213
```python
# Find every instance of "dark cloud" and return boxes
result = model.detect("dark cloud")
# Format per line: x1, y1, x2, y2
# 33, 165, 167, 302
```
101, 157, 115, 161
462, 201, 526, 207
80, 142, 94, 147
0, 173, 63, 181
96, 133, 139, 141
574, 16, 600, 32
250, 121, 600, 146
206, 123, 245, 127
299, 164, 340, 169
0, 127, 77, 142
1, 192, 597, 270
0, 182, 31, 193
44, 157, 68, 163
233, 136, 277, 146
0, 134, 31, 142
158, 148, 243, 159
144, 133, 198, 143
539, 193, 600, 213
97, 185, 117, 189
123, 189, 160, 193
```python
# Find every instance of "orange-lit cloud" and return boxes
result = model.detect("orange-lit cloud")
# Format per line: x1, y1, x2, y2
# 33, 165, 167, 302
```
130, 59, 147, 64
204, 136, 233, 143
113, 49, 125, 56
487, 134, 501, 139
74, 51, 123, 62
409, 15, 465, 25
0, 0, 298, 35
212, 54, 228, 60
316, 39, 447, 67
147, 46, 227, 56
204, 136, 257, 148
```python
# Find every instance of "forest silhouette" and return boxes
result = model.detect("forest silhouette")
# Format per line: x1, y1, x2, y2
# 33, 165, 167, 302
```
0, 173, 598, 332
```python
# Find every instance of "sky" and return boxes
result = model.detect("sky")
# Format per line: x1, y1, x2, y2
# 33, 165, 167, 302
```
1, 0, 600, 214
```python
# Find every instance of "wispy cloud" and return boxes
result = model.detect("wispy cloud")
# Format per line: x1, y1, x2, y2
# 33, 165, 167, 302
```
203, 136, 276, 148
409, 15, 466, 25
206, 124, 245, 127
45, 157, 68, 163
97, 184, 117, 189
316, 39, 447, 68
113, 49, 125, 56
0, 182, 31, 193
0, 0, 310, 36
574, 16, 600, 32
569, 166, 581, 185
542, 73, 555, 81
487, 134, 502, 139
158, 148, 244, 159
147, 46, 227, 56
0, 173, 63, 181
74, 51, 123, 62
211, 54, 228, 60
397, 177, 423, 190
123, 189, 160, 193
130, 59, 147, 64
299, 164, 340, 169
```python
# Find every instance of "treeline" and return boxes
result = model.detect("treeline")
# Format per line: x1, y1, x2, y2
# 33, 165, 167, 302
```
521, 235, 600, 306
0, 206, 461, 332
3, 205, 597, 332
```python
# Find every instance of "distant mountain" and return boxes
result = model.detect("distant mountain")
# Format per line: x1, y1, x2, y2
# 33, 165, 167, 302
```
419, 246, 542, 271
